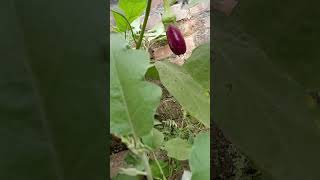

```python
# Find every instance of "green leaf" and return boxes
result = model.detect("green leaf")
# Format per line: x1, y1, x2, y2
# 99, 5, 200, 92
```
184, 43, 210, 91
0, 0, 106, 179
155, 61, 210, 127
110, 33, 162, 137
164, 138, 192, 160
112, 0, 146, 32
119, 0, 146, 23
145, 65, 160, 80
237, 1, 320, 89
142, 128, 164, 149
214, 13, 320, 180
189, 132, 210, 180
150, 160, 170, 179
124, 152, 144, 171
112, 8, 132, 32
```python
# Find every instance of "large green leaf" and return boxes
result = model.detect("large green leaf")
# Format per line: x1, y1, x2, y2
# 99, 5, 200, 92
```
142, 128, 164, 150
112, 8, 131, 32
119, 0, 146, 23
155, 61, 210, 127
214, 13, 320, 180
145, 65, 160, 80
189, 132, 210, 180
184, 43, 210, 91
149, 160, 170, 179
113, 0, 146, 32
163, 138, 192, 160
110, 33, 162, 137
0, 0, 106, 179
237, 0, 320, 89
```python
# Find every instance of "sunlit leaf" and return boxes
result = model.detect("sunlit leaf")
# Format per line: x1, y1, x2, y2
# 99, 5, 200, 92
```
110, 33, 162, 137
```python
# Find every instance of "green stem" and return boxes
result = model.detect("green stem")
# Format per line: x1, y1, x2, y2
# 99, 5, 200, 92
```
163, 0, 170, 11
111, 10, 138, 45
161, 0, 176, 28
136, 0, 152, 49
152, 152, 167, 180
141, 152, 153, 180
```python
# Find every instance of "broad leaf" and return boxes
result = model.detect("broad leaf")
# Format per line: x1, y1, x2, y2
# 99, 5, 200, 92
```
110, 33, 162, 137
0, 0, 107, 179
119, 0, 147, 23
124, 152, 144, 171
112, 8, 131, 32
237, 0, 320, 89
163, 138, 192, 160
214, 13, 320, 180
112, 0, 146, 32
184, 43, 210, 90
142, 128, 164, 150
145, 65, 160, 80
149, 160, 170, 179
189, 132, 210, 180
155, 61, 210, 127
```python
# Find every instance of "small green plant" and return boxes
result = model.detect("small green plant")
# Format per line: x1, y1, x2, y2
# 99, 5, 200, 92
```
110, 0, 210, 179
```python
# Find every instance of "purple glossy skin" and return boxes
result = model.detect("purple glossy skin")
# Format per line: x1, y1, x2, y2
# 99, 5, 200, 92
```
166, 24, 186, 55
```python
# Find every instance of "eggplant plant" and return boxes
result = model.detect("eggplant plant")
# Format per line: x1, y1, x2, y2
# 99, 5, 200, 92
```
110, 0, 210, 179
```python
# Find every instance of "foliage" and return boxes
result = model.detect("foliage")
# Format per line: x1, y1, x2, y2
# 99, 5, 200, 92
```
155, 58, 210, 128
1, 0, 107, 179
110, 33, 162, 137
112, 0, 147, 32
214, 12, 320, 180
142, 128, 164, 150
184, 43, 210, 91
164, 138, 192, 160
150, 160, 170, 179
189, 132, 210, 180
111, 0, 210, 179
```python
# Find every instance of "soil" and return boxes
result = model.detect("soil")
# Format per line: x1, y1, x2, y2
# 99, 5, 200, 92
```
110, 135, 127, 154
212, 123, 263, 180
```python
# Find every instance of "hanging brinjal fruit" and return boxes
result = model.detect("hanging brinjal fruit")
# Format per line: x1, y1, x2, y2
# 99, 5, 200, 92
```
166, 24, 186, 55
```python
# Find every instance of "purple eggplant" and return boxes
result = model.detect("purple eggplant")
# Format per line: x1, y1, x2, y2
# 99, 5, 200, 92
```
166, 24, 186, 55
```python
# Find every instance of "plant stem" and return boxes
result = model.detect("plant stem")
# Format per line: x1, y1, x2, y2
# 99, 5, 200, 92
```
141, 152, 153, 180
161, 0, 176, 28
153, 152, 167, 180
163, 0, 170, 12
136, 0, 152, 49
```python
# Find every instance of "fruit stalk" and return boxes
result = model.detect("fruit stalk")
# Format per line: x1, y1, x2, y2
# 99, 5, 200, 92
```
162, 0, 176, 28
